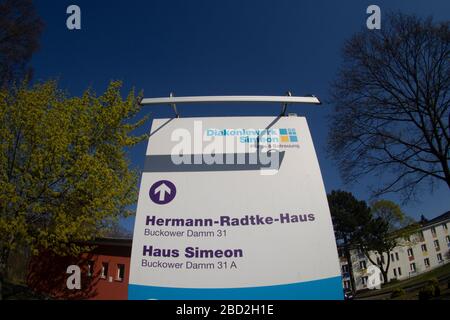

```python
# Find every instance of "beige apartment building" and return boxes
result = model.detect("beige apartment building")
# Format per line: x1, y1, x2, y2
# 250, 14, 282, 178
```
339, 211, 450, 292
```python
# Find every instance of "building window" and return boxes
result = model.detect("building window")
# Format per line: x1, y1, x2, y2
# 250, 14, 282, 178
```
446, 235, 450, 244
116, 264, 125, 281
431, 227, 437, 237
390, 253, 395, 261
419, 231, 425, 241
443, 223, 448, 230
343, 280, 351, 289
342, 264, 349, 273
407, 248, 414, 259
410, 263, 416, 272
434, 240, 440, 251
395, 252, 399, 260
393, 268, 397, 277
398, 267, 402, 276
421, 244, 427, 252
101, 262, 109, 279
359, 261, 367, 269
377, 255, 385, 265
424, 258, 430, 268
361, 276, 368, 286
87, 260, 94, 277
437, 253, 443, 263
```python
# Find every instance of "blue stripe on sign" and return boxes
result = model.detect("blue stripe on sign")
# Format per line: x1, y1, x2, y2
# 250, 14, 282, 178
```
128, 276, 343, 300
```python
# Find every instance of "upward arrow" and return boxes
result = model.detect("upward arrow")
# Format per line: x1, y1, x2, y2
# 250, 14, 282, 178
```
155, 183, 171, 201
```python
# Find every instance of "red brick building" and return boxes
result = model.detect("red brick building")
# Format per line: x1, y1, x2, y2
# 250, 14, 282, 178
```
27, 238, 132, 300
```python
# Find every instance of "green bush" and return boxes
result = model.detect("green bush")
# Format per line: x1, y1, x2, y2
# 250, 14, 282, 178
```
418, 278, 442, 300
435, 286, 441, 297
389, 279, 399, 285
428, 278, 441, 297
418, 286, 434, 300
390, 288, 405, 299
428, 278, 439, 287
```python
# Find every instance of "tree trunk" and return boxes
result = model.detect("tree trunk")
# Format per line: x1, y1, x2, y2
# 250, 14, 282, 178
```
381, 269, 389, 285
383, 252, 391, 285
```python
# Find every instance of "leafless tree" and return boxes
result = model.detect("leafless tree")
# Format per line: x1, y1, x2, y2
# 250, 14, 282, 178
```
328, 13, 449, 201
0, 0, 44, 88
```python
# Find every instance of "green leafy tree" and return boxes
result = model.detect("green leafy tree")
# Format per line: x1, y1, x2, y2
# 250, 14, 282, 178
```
327, 190, 372, 294
0, 80, 148, 299
358, 200, 417, 284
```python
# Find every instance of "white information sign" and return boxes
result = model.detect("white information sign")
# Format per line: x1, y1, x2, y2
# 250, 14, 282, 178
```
128, 116, 343, 299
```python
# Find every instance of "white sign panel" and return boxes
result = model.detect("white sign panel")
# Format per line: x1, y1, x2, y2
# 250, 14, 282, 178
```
128, 116, 343, 299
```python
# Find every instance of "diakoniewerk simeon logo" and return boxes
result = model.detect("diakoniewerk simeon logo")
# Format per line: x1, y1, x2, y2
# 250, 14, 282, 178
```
168, 121, 300, 175
206, 127, 298, 144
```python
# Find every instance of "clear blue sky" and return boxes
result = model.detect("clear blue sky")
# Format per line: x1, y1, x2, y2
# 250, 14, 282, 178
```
32, 0, 450, 231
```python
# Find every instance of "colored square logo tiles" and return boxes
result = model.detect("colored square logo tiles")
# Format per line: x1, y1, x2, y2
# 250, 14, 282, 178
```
279, 128, 299, 143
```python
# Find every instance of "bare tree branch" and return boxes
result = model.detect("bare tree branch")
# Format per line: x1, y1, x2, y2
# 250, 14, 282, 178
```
328, 13, 450, 201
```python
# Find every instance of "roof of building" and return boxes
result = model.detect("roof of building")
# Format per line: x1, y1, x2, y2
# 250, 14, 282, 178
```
336, 210, 450, 250
421, 210, 450, 228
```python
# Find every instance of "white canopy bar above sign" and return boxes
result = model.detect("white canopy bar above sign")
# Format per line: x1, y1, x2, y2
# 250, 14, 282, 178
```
139, 94, 321, 118
140, 95, 321, 105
